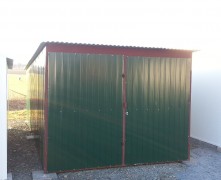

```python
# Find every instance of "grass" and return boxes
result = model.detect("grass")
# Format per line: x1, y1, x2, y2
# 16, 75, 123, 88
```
8, 74, 27, 100
8, 74, 27, 121
8, 110, 27, 121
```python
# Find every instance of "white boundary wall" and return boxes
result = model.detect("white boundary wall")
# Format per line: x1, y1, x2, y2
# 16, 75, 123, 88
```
0, 56, 7, 180
191, 51, 221, 147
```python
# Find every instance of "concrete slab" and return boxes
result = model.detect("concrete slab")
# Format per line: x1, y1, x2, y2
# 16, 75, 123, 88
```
26, 135, 40, 140
217, 146, 221, 152
7, 173, 12, 180
32, 171, 58, 180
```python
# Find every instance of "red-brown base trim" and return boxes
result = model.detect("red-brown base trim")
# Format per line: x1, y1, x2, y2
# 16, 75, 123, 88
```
46, 159, 189, 174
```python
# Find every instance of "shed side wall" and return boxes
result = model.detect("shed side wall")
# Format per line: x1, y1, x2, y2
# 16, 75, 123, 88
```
27, 48, 46, 165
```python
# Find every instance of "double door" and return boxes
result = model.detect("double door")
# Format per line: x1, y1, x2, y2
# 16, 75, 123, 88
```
47, 53, 191, 172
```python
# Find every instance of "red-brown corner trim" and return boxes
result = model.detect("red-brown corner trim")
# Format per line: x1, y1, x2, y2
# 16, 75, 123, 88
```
44, 49, 49, 173
122, 55, 127, 166
188, 68, 192, 160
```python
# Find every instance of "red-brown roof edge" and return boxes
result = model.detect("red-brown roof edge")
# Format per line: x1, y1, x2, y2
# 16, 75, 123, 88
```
25, 41, 195, 70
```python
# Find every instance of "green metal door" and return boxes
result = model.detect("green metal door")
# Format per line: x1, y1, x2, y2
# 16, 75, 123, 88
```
47, 53, 191, 171
125, 56, 191, 164
47, 53, 123, 172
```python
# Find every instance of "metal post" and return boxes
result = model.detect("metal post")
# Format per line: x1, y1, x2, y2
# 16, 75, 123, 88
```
122, 55, 127, 166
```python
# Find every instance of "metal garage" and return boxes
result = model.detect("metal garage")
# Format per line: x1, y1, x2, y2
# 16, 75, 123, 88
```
26, 42, 192, 173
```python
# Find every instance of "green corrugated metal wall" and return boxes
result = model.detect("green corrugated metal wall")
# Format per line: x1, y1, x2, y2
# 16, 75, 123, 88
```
46, 52, 191, 172
126, 57, 191, 164
48, 53, 123, 172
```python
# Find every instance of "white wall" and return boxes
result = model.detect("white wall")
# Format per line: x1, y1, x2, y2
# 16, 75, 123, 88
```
191, 51, 221, 147
0, 56, 7, 180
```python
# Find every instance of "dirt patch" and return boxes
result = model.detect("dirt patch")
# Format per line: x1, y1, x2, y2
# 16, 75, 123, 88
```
7, 72, 42, 179
8, 99, 26, 111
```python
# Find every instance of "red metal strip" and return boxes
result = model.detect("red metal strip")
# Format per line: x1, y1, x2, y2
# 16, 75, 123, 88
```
47, 44, 192, 59
122, 55, 127, 166
44, 49, 49, 173
188, 69, 192, 160
48, 160, 186, 174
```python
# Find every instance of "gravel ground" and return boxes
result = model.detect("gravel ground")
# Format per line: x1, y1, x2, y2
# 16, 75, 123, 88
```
8, 118, 42, 180
8, 118, 221, 180
58, 138, 221, 180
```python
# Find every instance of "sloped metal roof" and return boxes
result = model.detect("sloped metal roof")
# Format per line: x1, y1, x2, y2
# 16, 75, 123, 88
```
26, 41, 194, 70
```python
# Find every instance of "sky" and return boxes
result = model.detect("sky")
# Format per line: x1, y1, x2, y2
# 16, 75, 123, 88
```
0, 0, 221, 67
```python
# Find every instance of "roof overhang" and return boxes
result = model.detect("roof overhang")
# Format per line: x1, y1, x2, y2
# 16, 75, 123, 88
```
25, 41, 195, 70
